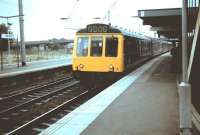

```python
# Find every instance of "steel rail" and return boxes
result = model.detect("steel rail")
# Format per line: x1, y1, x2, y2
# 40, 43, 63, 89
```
7, 90, 89, 135
0, 80, 79, 117
0, 76, 73, 103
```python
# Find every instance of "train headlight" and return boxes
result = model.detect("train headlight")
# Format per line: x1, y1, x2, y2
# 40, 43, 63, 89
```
79, 64, 84, 69
108, 65, 114, 71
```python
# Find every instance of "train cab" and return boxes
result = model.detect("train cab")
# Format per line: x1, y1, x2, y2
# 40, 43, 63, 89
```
72, 24, 125, 78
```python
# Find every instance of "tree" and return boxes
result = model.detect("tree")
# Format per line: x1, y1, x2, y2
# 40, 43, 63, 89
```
0, 23, 8, 33
0, 23, 9, 50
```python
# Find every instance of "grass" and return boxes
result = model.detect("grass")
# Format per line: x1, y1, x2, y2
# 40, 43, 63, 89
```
0, 49, 72, 65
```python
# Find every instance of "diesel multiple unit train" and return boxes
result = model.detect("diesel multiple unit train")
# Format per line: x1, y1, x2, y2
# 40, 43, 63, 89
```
72, 23, 172, 83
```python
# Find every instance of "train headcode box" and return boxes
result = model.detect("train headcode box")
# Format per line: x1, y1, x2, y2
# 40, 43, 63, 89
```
87, 24, 109, 33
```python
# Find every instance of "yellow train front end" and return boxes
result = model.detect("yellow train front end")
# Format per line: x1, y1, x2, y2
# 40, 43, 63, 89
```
72, 33, 124, 80
73, 34, 124, 71
72, 24, 124, 82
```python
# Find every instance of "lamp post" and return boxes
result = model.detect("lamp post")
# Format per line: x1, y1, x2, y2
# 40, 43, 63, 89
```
179, 0, 192, 135
6, 19, 12, 64
18, 0, 26, 66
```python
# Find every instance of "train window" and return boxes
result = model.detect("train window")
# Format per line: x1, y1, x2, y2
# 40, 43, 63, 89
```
90, 37, 103, 57
76, 37, 89, 56
105, 37, 118, 57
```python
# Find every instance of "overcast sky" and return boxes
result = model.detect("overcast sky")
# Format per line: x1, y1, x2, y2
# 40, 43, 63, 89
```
0, 0, 181, 41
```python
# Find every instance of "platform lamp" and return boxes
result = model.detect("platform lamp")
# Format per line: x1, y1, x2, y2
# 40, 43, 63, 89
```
60, 17, 70, 21
60, 17, 82, 30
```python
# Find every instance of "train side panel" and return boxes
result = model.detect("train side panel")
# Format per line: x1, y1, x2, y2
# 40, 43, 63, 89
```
71, 23, 173, 84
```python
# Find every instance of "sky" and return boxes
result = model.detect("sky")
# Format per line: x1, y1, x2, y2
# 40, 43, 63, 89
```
0, 0, 181, 41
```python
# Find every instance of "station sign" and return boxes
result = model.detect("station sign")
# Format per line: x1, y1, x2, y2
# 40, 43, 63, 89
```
1, 34, 14, 39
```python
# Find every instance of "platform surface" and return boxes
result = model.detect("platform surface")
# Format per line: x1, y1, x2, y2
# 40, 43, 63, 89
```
40, 53, 179, 135
0, 56, 72, 78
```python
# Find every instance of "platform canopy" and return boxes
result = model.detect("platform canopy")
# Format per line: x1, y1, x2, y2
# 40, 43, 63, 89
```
138, 8, 181, 39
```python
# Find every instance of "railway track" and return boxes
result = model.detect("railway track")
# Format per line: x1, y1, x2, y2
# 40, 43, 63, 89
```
7, 90, 90, 135
0, 77, 88, 134
0, 75, 72, 99
0, 76, 74, 113
0, 70, 117, 134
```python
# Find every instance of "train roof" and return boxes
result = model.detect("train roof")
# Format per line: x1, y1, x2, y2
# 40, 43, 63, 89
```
76, 23, 150, 40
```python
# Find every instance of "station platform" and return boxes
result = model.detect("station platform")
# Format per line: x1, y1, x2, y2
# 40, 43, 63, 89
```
0, 57, 72, 78
40, 53, 179, 135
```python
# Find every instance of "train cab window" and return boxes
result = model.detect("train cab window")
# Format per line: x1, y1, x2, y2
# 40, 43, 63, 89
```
76, 37, 89, 56
105, 36, 118, 57
90, 37, 103, 57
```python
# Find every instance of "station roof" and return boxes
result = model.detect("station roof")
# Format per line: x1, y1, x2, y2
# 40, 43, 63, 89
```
138, 8, 181, 39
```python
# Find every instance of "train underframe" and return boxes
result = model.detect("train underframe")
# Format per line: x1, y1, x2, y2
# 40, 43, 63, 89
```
73, 71, 123, 87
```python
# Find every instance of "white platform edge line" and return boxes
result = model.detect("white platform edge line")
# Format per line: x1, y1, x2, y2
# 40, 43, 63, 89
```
40, 54, 165, 135
192, 105, 200, 132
